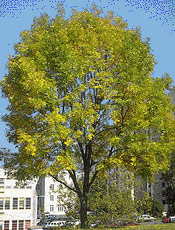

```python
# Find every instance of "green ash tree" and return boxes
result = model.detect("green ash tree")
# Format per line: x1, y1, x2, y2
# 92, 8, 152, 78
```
136, 193, 164, 218
1, 5, 175, 228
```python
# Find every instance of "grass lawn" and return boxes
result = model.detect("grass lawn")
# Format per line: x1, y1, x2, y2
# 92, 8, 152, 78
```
119, 224, 175, 229
86, 224, 175, 230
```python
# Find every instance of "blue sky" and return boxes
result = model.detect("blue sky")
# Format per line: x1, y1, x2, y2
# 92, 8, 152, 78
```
0, 0, 175, 151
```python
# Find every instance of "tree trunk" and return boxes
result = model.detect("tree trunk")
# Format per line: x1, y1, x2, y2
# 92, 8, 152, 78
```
80, 196, 88, 229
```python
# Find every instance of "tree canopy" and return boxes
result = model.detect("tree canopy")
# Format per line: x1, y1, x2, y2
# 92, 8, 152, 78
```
1, 6, 175, 228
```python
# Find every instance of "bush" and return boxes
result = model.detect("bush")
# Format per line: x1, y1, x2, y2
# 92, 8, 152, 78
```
136, 193, 163, 217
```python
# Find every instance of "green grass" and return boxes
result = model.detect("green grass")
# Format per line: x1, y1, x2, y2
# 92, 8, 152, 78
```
89, 223, 175, 230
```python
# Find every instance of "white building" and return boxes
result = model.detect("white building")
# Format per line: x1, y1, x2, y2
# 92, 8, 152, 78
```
36, 174, 71, 219
0, 167, 38, 230
0, 165, 73, 229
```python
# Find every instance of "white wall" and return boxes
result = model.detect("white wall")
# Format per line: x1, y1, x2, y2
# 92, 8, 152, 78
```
37, 173, 72, 218
0, 167, 38, 229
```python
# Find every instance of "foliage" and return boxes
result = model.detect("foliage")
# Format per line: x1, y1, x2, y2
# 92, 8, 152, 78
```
60, 167, 136, 226
150, 198, 164, 217
56, 183, 80, 222
136, 193, 163, 217
162, 151, 175, 216
1, 4, 175, 228
88, 168, 136, 225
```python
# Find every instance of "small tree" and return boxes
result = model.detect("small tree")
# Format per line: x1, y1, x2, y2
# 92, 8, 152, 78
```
136, 193, 163, 217
162, 151, 175, 216
88, 168, 136, 226
40, 207, 46, 221
150, 198, 164, 217
58, 167, 136, 227
1, 5, 175, 229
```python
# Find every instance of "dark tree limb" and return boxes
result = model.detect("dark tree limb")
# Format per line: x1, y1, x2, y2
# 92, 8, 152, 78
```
68, 169, 82, 198
89, 169, 99, 189
48, 172, 77, 193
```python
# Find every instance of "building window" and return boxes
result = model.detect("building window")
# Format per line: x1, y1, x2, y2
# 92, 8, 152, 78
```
50, 205, 54, 212
50, 195, 54, 201
58, 205, 64, 212
5, 186, 11, 189
162, 191, 166, 197
0, 179, 4, 190
13, 198, 18, 209
50, 184, 54, 190
12, 221, 17, 230
162, 182, 166, 188
26, 198, 31, 209
25, 220, 31, 230
4, 221, 9, 230
26, 186, 32, 189
0, 179, 4, 185
0, 179, 4, 189
0, 198, 3, 210
5, 198, 10, 210
0, 221, 3, 230
19, 221, 24, 230
19, 198, 24, 209
162, 200, 167, 205
19, 185, 25, 189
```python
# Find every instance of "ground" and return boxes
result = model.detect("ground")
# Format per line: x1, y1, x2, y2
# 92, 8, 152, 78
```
87, 223, 175, 230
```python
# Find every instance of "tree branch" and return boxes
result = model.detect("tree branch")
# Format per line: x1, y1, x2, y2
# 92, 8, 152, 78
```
89, 169, 99, 189
108, 147, 129, 157
78, 141, 85, 159
108, 146, 114, 158
68, 169, 82, 198
48, 173, 77, 193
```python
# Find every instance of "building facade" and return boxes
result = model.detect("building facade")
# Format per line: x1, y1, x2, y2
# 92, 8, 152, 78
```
0, 166, 72, 229
36, 174, 72, 219
0, 167, 38, 230
136, 174, 168, 211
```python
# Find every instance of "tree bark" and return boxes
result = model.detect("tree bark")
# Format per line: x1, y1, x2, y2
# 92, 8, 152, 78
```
80, 195, 88, 229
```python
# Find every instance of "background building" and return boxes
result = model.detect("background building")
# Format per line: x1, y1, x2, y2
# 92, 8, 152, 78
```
0, 165, 72, 229
136, 174, 168, 211
36, 173, 72, 220
0, 167, 38, 230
